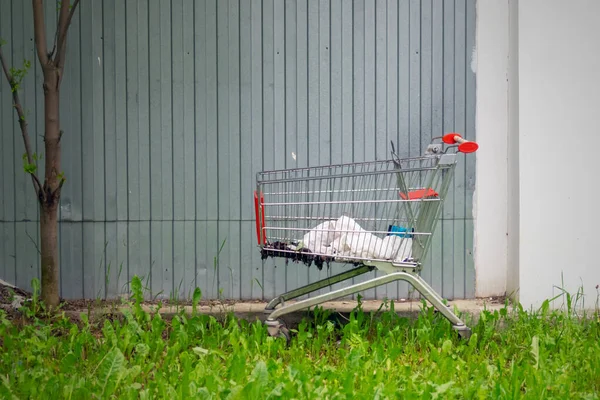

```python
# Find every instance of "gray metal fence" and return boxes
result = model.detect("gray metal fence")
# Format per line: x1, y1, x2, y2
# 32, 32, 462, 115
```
0, 0, 476, 301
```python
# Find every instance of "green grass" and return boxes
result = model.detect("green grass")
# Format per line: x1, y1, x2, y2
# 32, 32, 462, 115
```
0, 277, 599, 399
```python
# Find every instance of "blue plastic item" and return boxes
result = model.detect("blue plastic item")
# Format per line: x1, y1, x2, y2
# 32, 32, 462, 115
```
387, 225, 414, 238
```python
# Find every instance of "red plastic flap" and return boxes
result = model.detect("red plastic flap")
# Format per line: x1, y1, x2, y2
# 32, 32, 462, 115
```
254, 191, 266, 245
399, 188, 439, 200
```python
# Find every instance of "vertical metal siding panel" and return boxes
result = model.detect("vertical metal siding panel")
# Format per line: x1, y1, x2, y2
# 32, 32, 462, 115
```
93, 0, 106, 298
171, 0, 187, 299
351, 0, 365, 296
0, 1, 16, 286
272, 0, 286, 296
453, 0, 466, 298
307, 0, 319, 166
294, 0, 311, 297
60, 222, 84, 299
216, 0, 231, 298
328, 0, 345, 295
408, 0, 421, 158
374, 0, 389, 300
226, 223, 241, 299
307, 0, 327, 296
105, 222, 117, 298
125, 2, 145, 290
92, 0, 105, 223
60, 1, 83, 298
429, 0, 444, 296
137, 0, 151, 222
217, 0, 230, 221
261, 0, 276, 300
205, 0, 220, 299
79, 0, 95, 213
126, 1, 140, 223
116, 222, 128, 297
183, 2, 196, 222
337, 0, 354, 298
58, 1, 76, 298
173, 223, 185, 299
159, 1, 174, 300
150, 221, 170, 300
239, 0, 253, 299
418, 0, 433, 291
12, 2, 37, 290
11, 0, 30, 223
148, 0, 163, 297
319, 0, 330, 166
110, 1, 129, 297
397, 0, 410, 159
82, 222, 106, 299
229, 0, 242, 299
386, 0, 400, 300
115, 1, 128, 223
20, 0, 37, 220
283, 0, 298, 296
173, 221, 196, 300
78, 0, 94, 297
173, 0, 185, 222
465, 0, 477, 298
285, 1, 297, 170
104, 0, 118, 223
180, 0, 198, 298
194, 2, 208, 223
396, 0, 410, 298
361, 0, 377, 299
441, 0, 456, 299
250, 0, 264, 299
149, 1, 162, 221
160, 1, 174, 223
341, 2, 353, 164
1, 224, 16, 286
15, 222, 38, 292
80, 0, 107, 299
195, 221, 209, 299
184, 221, 196, 298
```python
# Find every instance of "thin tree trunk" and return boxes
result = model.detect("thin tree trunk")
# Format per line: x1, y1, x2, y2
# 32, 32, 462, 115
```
40, 69, 61, 307
40, 201, 59, 306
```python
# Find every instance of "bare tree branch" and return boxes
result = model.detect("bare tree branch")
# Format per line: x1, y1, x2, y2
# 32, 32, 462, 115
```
26, 229, 42, 255
0, 46, 44, 199
54, 0, 80, 70
32, 0, 49, 65
51, 177, 66, 198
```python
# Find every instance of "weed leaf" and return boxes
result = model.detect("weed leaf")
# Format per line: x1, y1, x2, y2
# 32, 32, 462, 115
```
99, 347, 126, 397
531, 335, 540, 370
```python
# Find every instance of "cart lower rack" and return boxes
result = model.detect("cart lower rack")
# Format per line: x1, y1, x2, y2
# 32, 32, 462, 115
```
254, 133, 479, 341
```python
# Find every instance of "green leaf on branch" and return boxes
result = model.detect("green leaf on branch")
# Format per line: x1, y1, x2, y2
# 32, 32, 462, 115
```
24, 163, 37, 174
9, 59, 31, 93
0, 38, 6, 46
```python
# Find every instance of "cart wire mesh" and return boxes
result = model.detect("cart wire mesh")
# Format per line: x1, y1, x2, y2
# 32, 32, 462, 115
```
255, 148, 458, 271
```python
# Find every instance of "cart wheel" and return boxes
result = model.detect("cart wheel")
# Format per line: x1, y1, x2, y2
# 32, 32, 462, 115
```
265, 319, 291, 346
277, 325, 291, 346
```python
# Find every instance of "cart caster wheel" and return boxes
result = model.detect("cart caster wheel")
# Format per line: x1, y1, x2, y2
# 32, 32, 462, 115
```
453, 325, 472, 340
277, 326, 291, 346
265, 319, 291, 346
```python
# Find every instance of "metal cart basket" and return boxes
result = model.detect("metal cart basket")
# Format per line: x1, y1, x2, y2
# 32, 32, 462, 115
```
254, 133, 479, 340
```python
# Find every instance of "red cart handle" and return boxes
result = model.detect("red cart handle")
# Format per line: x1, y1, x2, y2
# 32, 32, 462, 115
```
442, 133, 479, 153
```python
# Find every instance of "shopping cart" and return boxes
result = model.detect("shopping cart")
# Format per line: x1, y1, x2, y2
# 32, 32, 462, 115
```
254, 133, 479, 341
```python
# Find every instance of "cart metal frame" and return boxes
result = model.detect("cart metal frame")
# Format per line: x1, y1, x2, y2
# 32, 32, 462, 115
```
254, 134, 478, 341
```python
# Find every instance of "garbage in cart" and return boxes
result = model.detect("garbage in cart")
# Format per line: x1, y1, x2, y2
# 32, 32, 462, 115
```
254, 133, 479, 343
262, 215, 415, 266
